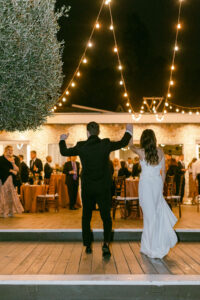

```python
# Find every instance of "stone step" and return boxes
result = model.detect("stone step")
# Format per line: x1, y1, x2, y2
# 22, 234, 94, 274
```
0, 229, 199, 242
0, 274, 199, 300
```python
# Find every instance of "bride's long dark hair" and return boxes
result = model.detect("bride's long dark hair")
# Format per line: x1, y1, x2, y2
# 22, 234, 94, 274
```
140, 129, 159, 165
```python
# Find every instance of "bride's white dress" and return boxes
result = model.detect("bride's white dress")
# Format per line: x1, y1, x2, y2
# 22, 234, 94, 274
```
139, 158, 178, 259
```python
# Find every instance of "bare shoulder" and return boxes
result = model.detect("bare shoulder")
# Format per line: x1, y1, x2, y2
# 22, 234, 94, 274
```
157, 147, 165, 161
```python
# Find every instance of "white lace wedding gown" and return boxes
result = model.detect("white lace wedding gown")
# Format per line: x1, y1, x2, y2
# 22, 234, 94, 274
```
139, 158, 178, 258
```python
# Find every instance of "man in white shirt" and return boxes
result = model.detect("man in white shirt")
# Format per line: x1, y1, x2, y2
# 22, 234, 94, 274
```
192, 160, 200, 194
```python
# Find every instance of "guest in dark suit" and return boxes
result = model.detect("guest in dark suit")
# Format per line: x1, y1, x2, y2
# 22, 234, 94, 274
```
63, 156, 80, 210
59, 122, 132, 257
44, 156, 53, 183
132, 156, 141, 178
177, 154, 186, 203
118, 161, 130, 178
19, 155, 29, 183
30, 151, 43, 176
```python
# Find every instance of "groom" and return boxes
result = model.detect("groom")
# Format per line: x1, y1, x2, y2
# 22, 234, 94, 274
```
59, 122, 132, 257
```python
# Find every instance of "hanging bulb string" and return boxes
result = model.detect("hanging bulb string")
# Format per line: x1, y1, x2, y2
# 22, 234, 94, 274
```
57, 0, 105, 103
108, 3, 134, 113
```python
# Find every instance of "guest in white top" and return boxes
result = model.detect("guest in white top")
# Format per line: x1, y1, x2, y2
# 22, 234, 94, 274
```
192, 160, 200, 195
127, 157, 133, 173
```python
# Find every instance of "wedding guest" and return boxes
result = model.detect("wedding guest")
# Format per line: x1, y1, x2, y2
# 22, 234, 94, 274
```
166, 158, 179, 195
177, 154, 186, 203
19, 155, 29, 183
192, 159, 200, 195
118, 161, 130, 178
127, 157, 133, 173
113, 158, 120, 178
0, 145, 24, 217
188, 158, 197, 203
63, 156, 80, 210
44, 156, 53, 183
132, 156, 141, 178
30, 151, 43, 176
165, 153, 172, 172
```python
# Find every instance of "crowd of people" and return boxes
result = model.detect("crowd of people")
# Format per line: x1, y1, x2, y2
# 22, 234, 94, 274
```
0, 143, 200, 218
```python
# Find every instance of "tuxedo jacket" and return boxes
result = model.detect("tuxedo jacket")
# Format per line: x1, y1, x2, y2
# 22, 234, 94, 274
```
30, 158, 43, 174
59, 132, 132, 192
20, 161, 29, 183
177, 161, 185, 176
44, 163, 53, 179
63, 161, 80, 185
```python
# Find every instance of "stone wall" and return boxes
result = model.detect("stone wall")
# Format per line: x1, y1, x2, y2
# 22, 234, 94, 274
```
1, 123, 200, 198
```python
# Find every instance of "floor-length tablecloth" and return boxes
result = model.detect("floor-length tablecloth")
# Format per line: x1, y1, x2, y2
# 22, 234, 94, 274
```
49, 174, 82, 208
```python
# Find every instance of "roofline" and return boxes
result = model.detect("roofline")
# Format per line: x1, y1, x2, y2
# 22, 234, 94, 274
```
46, 113, 200, 124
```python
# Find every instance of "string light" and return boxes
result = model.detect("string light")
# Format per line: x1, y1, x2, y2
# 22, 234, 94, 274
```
95, 23, 100, 29
88, 42, 93, 47
83, 58, 87, 64
62, 97, 66, 102
114, 47, 118, 52
109, 25, 113, 30
71, 82, 75, 87
119, 80, 123, 85
76, 72, 81, 77
118, 65, 122, 70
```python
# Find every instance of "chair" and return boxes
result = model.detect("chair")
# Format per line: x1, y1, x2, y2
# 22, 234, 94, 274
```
196, 195, 200, 212
165, 175, 183, 218
112, 176, 140, 219
36, 185, 59, 213
36, 185, 49, 213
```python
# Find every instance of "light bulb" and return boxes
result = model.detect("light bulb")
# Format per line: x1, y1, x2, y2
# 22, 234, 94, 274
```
114, 47, 118, 52
176, 108, 179, 112
66, 91, 69, 95
182, 110, 185, 114
196, 111, 200, 115
119, 80, 123, 85
62, 97, 66, 102
141, 106, 144, 109
88, 42, 93, 47
124, 93, 128, 97
128, 109, 132, 113
77, 72, 81, 77
95, 23, 100, 29
126, 103, 130, 107
167, 93, 171, 98
177, 23, 181, 29
164, 110, 167, 114
175, 46, 179, 51
105, 0, 111, 5
109, 25, 113, 30
83, 58, 87, 64
170, 80, 174, 85
59, 103, 62, 107
189, 111, 192, 115
171, 65, 175, 70
71, 82, 75, 87
165, 102, 169, 107
143, 100, 146, 104
170, 106, 173, 109
118, 65, 122, 70
54, 106, 57, 110
153, 100, 156, 104
140, 110, 144, 114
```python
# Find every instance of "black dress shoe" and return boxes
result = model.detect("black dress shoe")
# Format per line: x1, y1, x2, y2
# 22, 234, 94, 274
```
85, 246, 92, 254
102, 243, 111, 257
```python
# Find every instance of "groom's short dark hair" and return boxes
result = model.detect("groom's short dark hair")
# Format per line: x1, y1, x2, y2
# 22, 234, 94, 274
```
87, 122, 99, 136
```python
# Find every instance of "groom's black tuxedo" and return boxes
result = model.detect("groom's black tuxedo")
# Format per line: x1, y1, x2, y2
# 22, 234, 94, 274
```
59, 131, 132, 246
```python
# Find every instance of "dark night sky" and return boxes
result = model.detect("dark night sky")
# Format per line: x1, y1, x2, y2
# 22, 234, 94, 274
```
56, 0, 200, 112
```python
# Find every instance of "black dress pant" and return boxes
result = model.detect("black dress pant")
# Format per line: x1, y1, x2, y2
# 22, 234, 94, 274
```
81, 188, 112, 246
67, 180, 78, 209
197, 174, 200, 194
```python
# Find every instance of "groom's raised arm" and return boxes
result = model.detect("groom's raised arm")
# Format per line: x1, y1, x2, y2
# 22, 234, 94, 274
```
109, 124, 133, 152
59, 134, 79, 157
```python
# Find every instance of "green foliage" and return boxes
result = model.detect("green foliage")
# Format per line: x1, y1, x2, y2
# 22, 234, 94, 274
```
0, 0, 69, 131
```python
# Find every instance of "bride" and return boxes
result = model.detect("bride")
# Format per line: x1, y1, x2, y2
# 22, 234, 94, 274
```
130, 128, 177, 258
